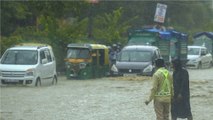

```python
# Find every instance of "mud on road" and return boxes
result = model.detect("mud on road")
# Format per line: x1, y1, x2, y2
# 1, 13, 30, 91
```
1, 68, 213, 120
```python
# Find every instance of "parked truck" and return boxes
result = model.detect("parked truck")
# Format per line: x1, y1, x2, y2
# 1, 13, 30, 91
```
127, 27, 188, 67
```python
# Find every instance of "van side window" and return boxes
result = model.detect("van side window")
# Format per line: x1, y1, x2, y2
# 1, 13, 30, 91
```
40, 49, 52, 64
45, 49, 52, 62
40, 51, 46, 64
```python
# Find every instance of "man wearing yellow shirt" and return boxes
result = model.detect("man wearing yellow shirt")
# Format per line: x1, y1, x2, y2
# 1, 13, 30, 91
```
145, 58, 174, 120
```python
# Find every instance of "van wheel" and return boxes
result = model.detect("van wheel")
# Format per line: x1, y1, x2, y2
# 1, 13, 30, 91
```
52, 76, 57, 85
35, 78, 41, 87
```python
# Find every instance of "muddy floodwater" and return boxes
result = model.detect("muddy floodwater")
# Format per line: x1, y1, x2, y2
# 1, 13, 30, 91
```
1, 68, 213, 120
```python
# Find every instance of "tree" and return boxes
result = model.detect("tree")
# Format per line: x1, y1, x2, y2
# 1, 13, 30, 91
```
93, 7, 137, 45
1, 1, 30, 36
1, 1, 213, 72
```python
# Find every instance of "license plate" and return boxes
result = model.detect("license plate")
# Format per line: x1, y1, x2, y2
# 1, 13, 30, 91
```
4, 79, 18, 83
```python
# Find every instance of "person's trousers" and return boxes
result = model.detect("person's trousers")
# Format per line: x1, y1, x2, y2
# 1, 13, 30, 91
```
154, 100, 170, 120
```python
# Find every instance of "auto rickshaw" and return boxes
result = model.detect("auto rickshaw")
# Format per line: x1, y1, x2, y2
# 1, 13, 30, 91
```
64, 43, 110, 79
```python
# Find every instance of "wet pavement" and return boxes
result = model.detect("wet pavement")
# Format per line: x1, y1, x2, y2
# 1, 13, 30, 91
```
0, 67, 213, 120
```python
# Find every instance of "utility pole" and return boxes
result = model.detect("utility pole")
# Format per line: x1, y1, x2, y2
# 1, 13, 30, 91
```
87, 4, 93, 39
87, 0, 99, 39
0, 38, 1, 57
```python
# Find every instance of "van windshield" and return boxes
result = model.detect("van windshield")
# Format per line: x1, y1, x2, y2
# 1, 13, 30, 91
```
1, 50, 38, 65
119, 50, 152, 62
188, 48, 200, 55
67, 48, 90, 59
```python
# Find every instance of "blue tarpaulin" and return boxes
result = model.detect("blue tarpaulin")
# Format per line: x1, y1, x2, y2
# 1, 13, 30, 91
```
193, 32, 213, 39
145, 28, 188, 40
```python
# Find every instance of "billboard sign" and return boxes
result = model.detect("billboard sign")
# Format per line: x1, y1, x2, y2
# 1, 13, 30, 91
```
154, 3, 167, 23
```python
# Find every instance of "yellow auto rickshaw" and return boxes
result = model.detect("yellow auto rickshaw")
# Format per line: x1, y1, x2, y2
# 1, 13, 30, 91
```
64, 43, 110, 79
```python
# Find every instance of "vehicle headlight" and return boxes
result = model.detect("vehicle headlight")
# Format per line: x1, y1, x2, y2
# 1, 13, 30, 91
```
79, 63, 87, 69
25, 68, 34, 76
143, 65, 153, 73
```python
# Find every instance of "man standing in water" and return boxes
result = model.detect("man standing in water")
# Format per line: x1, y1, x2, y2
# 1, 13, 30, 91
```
171, 58, 193, 120
145, 58, 173, 120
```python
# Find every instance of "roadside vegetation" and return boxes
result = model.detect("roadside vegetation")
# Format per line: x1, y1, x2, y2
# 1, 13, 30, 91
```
1, 1, 213, 72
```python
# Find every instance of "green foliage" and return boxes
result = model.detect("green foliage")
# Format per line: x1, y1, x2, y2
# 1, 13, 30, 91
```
203, 20, 213, 31
56, 18, 89, 44
1, 15, 90, 71
1, 1, 213, 72
1, 36, 22, 54
166, 1, 212, 31
1, 1, 31, 36
93, 7, 136, 45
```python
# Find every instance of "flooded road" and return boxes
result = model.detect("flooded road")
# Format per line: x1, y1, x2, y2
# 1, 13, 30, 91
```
0, 68, 213, 120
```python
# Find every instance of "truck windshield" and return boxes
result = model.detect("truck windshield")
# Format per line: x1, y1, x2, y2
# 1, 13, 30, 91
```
119, 50, 152, 62
67, 48, 90, 59
1, 50, 38, 65
128, 36, 155, 45
188, 48, 200, 55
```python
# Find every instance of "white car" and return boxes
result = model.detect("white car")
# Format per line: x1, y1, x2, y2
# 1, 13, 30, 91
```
0, 43, 57, 86
186, 46, 213, 69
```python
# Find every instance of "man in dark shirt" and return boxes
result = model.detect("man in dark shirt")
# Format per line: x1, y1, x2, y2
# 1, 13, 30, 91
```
171, 58, 193, 120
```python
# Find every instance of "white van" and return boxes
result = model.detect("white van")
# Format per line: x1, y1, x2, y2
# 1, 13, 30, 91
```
0, 43, 57, 86
187, 46, 213, 69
